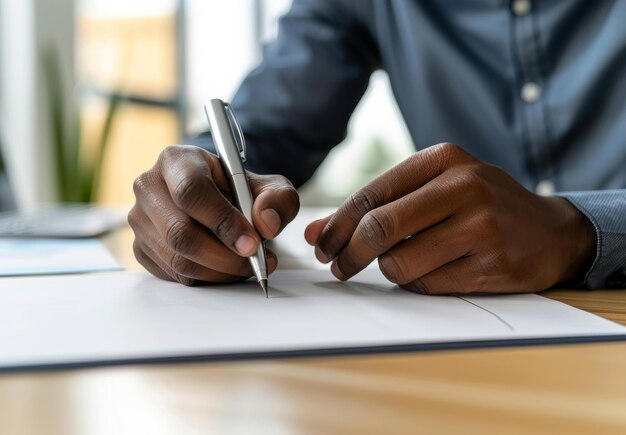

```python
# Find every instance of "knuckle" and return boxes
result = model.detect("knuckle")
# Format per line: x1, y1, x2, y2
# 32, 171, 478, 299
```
158, 144, 183, 163
132, 172, 152, 198
467, 163, 493, 181
269, 174, 295, 191
440, 142, 471, 162
460, 165, 493, 199
435, 142, 479, 167
127, 208, 139, 230
172, 175, 208, 210
441, 142, 461, 153
251, 175, 300, 218
472, 208, 500, 239
281, 186, 301, 213
438, 142, 463, 162
347, 187, 383, 219
212, 208, 240, 241
268, 182, 300, 218
463, 164, 487, 186
165, 218, 194, 254
360, 212, 391, 251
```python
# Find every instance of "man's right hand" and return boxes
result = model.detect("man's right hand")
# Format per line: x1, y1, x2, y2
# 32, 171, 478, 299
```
129, 145, 300, 285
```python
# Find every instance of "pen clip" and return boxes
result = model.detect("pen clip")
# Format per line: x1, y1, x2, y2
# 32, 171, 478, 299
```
223, 102, 247, 162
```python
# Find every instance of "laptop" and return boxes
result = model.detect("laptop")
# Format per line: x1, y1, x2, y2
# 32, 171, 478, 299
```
0, 146, 127, 238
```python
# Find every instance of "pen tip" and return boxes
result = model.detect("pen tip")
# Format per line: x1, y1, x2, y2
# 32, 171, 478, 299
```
260, 279, 268, 298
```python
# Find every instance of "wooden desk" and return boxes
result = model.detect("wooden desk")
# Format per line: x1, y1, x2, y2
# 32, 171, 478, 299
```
1, 225, 625, 435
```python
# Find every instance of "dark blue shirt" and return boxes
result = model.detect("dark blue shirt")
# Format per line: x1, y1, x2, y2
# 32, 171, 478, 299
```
194, 0, 626, 289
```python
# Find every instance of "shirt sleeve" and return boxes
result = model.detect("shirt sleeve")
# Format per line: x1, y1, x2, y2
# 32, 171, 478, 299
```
557, 190, 626, 289
188, 0, 378, 188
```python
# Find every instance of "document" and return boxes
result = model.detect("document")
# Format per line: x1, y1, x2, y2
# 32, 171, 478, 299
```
0, 268, 624, 370
0, 238, 122, 276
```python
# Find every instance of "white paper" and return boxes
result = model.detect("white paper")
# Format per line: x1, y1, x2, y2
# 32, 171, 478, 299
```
0, 269, 624, 369
270, 207, 335, 269
0, 239, 122, 276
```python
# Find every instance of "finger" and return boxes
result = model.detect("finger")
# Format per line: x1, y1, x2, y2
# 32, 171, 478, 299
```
249, 173, 300, 240
373, 215, 474, 285
409, 254, 541, 295
155, 237, 278, 283
129, 204, 254, 277
317, 143, 475, 262
138, 217, 278, 283
134, 239, 203, 286
157, 145, 261, 257
133, 239, 177, 283
304, 215, 333, 246
139, 234, 279, 285
330, 178, 465, 279
401, 256, 476, 295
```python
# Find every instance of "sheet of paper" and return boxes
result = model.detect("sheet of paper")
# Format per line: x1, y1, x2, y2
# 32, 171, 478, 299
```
0, 268, 624, 370
0, 238, 122, 276
270, 207, 336, 269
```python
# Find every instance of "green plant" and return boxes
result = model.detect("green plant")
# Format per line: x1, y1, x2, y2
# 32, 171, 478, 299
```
42, 47, 121, 203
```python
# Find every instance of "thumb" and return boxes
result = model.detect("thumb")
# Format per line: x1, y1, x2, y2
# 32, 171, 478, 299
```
249, 173, 300, 240
304, 214, 333, 246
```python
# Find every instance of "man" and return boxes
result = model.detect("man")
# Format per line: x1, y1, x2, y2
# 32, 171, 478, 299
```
129, 0, 626, 294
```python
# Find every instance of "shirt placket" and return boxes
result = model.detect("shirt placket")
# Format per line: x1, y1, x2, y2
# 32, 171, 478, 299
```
511, 0, 555, 195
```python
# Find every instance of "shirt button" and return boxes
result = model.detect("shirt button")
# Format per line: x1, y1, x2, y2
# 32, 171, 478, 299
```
535, 180, 555, 196
512, 0, 532, 16
521, 82, 541, 103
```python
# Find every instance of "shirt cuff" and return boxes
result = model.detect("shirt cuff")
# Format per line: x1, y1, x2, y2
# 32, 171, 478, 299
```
557, 190, 626, 289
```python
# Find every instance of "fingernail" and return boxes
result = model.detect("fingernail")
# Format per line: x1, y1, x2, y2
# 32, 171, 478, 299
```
235, 234, 257, 256
331, 261, 347, 281
260, 208, 281, 236
315, 246, 331, 264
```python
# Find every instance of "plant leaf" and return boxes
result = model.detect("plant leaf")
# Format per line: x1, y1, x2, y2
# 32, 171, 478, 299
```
89, 92, 122, 202
42, 47, 68, 201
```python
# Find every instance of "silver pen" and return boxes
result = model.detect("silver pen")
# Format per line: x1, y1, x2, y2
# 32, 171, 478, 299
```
204, 99, 269, 297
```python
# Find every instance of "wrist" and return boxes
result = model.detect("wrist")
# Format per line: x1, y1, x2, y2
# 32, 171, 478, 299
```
548, 196, 597, 285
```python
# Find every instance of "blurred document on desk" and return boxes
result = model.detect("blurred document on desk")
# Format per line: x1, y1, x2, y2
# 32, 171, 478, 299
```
0, 239, 122, 276
0, 269, 624, 370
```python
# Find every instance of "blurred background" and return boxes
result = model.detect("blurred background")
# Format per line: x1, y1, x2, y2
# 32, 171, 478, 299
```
0, 0, 413, 210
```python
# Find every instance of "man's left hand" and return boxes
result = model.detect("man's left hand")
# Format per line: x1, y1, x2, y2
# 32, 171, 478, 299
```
304, 143, 596, 295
